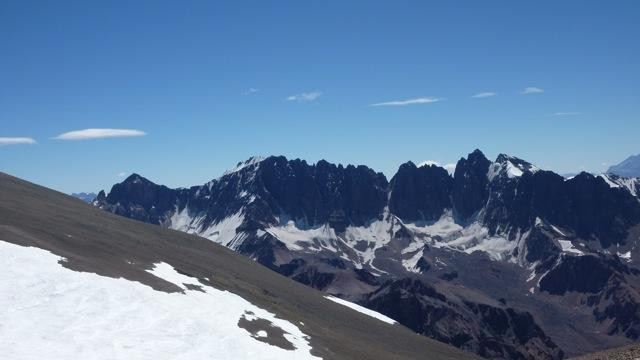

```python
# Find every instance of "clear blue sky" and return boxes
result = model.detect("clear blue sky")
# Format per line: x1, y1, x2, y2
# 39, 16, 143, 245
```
1, 1, 639, 193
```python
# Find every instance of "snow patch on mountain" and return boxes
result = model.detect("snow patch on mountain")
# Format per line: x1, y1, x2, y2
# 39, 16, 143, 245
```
402, 248, 426, 273
0, 240, 319, 360
600, 174, 639, 197
404, 215, 516, 261
168, 207, 246, 249
325, 296, 396, 324
224, 156, 266, 176
266, 210, 403, 267
558, 240, 583, 255
488, 155, 540, 181
266, 221, 337, 252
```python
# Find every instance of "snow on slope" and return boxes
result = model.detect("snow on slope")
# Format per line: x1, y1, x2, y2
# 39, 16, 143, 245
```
223, 156, 266, 176
0, 240, 319, 360
169, 207, 247, 249
266, 210, 403, 268
404, 214, 517, 262
599, 174, 639, 197
557, 240, 584, 255
325, 296, 396, 325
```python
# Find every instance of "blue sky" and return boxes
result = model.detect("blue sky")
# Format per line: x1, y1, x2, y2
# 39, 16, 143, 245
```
1, 1, 639, 193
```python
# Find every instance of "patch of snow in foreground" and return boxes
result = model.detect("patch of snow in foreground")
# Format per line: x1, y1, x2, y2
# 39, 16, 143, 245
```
558, 239, 583, 255
325, 296, 396, 325
0, 240, 319, 360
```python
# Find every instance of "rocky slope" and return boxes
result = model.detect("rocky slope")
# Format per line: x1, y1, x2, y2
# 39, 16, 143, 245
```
0, 171, 475, 360
94, 150, 640, 359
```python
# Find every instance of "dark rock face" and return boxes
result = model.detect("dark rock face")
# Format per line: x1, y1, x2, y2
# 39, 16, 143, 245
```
416, 257, 431, 273
439, 271, 459, 281
453, 149, 491, 220
482, 169, 640, 248
592, 280, 640, 339
524, 228, 560, 264
257, 157, 388, 229
101, 174, 187, 224
93, 151, 640, 360
292, 269, 336, 290
365, 279, 563, 360
389, 162, 453, 222
562, 173, 640, 247
539, 256, 632, 295
540, 255, 640, 341
353, 268, 380, 286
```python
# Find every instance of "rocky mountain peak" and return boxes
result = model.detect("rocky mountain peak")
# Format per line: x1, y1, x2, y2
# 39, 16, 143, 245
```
223, 156, 266, 176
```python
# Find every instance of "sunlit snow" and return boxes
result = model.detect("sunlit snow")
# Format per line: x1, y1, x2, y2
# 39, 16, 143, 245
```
557, 240, 583, 255
0, 240, 319, 360
325, 296, 396, 325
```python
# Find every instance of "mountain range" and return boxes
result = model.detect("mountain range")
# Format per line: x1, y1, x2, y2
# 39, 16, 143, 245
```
93, 150, 640, 359
70, 192, 97, 203
0, 172, 474, 360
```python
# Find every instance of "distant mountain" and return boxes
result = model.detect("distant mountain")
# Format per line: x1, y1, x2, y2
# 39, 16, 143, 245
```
0, 172, 474, 360
70, 192, 97, 203
94, 150, 640, 359
609, 154, 640, 177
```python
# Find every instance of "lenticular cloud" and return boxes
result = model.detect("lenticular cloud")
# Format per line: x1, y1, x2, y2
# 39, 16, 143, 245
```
55, 128, 146, 140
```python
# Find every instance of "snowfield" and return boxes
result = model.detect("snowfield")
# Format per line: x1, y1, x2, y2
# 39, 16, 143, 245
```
0, 240, 319, 360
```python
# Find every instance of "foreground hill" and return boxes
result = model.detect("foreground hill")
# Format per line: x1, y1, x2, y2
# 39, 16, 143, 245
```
0, 172, 474, 360
570, 343, 640, 360
94, 150, 640, 359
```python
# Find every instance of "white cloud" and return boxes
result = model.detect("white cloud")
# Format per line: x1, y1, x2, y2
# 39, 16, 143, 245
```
244, 88, 260, 95
471, 92, 497, 98
418, 160, 441, 167
117, 172, 127, 178
370, 97, 442, 107
416, 160, 457, 175
552, 112, 580, 116
443, 163, 457, 175
55, 129, 146, 140
521, 87, 544, 94
286, 91, 322, 102
0, 137, 36, 146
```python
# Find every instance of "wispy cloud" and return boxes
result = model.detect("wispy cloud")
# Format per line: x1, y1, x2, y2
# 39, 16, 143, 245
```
521, 87, 544, 94
0, 137, 36, 146
286, 91, 322, 102
117, 172, 127, 177
551, 112, 580, 116
471, 92, 497, 98
244, 88, 260, 95
370, 97, 442, 107
55, 128, 147, 140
